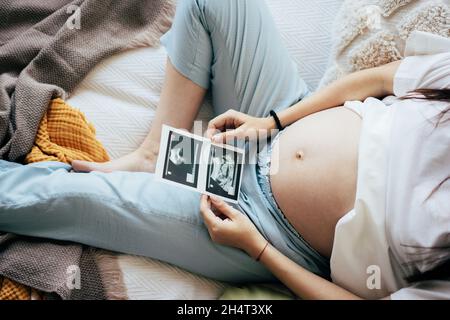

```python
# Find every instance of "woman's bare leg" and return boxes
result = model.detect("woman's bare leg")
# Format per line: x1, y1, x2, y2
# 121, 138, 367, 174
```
72, 59, 207, 173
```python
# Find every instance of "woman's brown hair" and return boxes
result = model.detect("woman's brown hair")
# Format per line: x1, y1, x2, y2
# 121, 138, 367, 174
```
402, 88, 449, 284
403, 88, 450, 102
403, 89, 450, 126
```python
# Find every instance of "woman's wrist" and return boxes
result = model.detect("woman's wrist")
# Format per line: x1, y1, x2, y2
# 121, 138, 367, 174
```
255, 241, 269, 261
264, 115, 277, 131
245, 233, 269, 260
277, 98, 314, 128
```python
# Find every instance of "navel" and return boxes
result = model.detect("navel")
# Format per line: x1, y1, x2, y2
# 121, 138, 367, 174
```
295, 150, 304, 160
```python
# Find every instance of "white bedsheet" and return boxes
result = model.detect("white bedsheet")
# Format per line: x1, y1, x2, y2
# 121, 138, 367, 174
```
66, 0, 342, 300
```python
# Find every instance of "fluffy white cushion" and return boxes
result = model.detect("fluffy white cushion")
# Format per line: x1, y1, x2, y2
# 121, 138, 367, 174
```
319, 0, 450, 87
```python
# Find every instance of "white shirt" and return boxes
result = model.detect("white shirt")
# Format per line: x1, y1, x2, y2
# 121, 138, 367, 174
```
330, 51, 450, 300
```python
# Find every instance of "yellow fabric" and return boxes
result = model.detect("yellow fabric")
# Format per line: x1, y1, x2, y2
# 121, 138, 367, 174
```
25, 98, 110, 164
0, 276, 31, 300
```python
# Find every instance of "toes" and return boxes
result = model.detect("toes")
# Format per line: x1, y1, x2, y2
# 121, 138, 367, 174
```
71, 160, 101, 173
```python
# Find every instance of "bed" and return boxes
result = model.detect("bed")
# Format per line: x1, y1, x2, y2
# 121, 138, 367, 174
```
66, 0, 343, 300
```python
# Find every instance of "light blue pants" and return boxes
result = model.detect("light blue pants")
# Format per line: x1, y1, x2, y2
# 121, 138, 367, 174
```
0, 0, 328, 283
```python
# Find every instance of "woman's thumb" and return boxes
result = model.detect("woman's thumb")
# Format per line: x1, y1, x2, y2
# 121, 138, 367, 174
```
210, 196, 237, 219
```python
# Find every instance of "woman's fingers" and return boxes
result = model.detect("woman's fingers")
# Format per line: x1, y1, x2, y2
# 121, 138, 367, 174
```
206, 113, 229, 138
200, 195, 228, 244
210, 196, 238, 220
207, 109, 246, 139
200, 195, 238, 223
207, 112, 273, 143
200, 195, 220, 227
200, 195, 259, 251
211, 128, 244, 144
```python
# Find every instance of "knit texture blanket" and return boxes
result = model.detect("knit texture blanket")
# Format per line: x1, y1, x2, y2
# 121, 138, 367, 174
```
0, 0, 174, 300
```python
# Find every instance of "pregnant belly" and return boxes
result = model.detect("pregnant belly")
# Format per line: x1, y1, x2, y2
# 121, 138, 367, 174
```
270, 107, 361, 258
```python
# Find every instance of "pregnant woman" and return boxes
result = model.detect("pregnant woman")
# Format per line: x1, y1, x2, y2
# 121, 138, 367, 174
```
0, 0, 449, 299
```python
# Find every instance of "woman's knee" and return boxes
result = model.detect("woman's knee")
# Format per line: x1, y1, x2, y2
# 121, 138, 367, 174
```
178, 0, 205, 20
178, 0, 232, 29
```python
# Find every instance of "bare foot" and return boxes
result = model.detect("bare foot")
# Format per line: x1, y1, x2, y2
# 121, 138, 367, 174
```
72, 148, 157, 173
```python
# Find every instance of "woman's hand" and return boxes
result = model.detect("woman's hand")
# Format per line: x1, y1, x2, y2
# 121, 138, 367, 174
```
200, 195, 267, 259
206, 109, 276, 143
